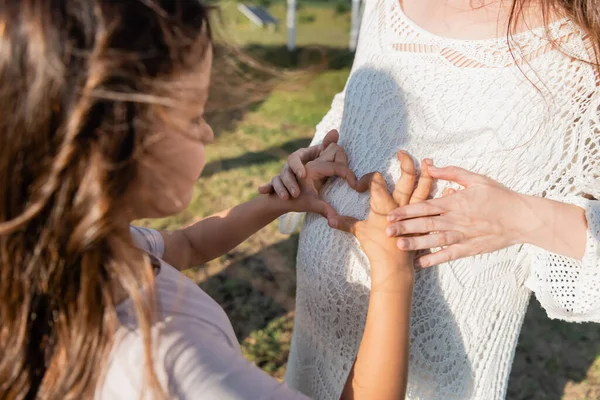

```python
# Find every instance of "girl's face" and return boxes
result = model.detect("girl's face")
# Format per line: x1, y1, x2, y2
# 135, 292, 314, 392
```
127, 48, 214, 220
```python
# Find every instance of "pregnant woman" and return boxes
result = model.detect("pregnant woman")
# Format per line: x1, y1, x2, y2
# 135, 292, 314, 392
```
264, 0, 600, 398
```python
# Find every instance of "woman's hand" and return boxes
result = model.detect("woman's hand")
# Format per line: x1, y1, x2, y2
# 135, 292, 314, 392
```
258, 129, 354, 199
329, 152, 433, 285
386, 165, 530, 268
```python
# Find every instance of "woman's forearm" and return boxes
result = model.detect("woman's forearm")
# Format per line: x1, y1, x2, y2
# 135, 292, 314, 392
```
161, 195, 289, 270
516, 194, 588, 260
341, 265, 414, 400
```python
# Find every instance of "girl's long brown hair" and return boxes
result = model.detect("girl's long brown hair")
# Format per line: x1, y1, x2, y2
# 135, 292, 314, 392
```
0, 1, 211, 399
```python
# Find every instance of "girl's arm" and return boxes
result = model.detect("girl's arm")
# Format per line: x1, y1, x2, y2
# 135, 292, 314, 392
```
160, 195, 294, 270
160, 159, 355, 271
330, 152, 432, 400
344, 265, 414, 400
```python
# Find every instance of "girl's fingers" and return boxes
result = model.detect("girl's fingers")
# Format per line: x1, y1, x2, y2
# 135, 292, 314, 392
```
288, 152, 309, 179
385, 215, 455, 237
281, 165, 301, 198
396, 231, 464, 251
272, 176, 290, 200
289, 145, 322, 178
409, 159, 433, 204
329, 215, 359, 235
321, 129, 340, 149
332, 145, 349, 166
393, 151, 417, 206
354, 172, 375, 193
320, 143, 344, 163
369, 172, 397, 214
416, 243, 468, 268
311, 199, 338, 220
329, 163, 358, 189
305, 160, 357, 186
258, 183, 274, 194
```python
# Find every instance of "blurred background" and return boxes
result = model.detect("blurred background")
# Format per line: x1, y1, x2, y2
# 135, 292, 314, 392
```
140, 1, 600, 398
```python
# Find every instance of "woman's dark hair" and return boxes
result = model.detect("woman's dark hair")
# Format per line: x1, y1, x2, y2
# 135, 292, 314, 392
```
0, 1, 211, 399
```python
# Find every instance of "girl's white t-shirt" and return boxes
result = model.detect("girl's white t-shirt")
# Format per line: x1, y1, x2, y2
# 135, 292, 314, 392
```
97, 226, 309, 400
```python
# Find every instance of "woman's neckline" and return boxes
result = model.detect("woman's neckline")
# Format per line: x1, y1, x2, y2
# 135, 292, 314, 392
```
393, 0, 570, 45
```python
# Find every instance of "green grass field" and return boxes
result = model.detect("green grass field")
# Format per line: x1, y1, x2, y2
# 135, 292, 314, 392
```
216, 1, 351, 47
140, 3, 600, 398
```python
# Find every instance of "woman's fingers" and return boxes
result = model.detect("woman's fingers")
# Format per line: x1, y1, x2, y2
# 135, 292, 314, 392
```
427, 165, 486, 187
416, 243, 469, 268
396, 231, 464, 251
329, 215, 360, 234
385, 215, 455, 237
388, 198, 447, 221
409, 159, 433, 204
393, 151, 417, 206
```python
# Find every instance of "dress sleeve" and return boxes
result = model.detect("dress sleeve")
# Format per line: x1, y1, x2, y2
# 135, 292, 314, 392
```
525, 93, 600, 322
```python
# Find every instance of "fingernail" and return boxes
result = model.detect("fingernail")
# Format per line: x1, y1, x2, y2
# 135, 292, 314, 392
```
424, 159, 433, 166
387, 215, 396, 222
397, 239, 408, 249
279, 192, 286, 200
385, 227, 395, 237
330, 219, 338, 228
291, 188, 297, 196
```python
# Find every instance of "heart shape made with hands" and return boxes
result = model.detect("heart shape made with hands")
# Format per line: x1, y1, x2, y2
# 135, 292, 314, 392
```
326, 151, 434, 267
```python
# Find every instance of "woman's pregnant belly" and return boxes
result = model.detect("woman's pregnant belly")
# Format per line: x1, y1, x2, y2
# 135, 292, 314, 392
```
291, 170, 527, 400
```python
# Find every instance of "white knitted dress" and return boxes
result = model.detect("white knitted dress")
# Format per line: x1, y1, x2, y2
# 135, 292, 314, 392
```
280, 0, 600, 399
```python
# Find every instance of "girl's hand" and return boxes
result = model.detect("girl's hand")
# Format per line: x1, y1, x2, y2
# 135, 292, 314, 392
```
258, 129, 354, 199
329, 152, 433, 278
275, 143, 360, 220
386, 165, 528, 268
